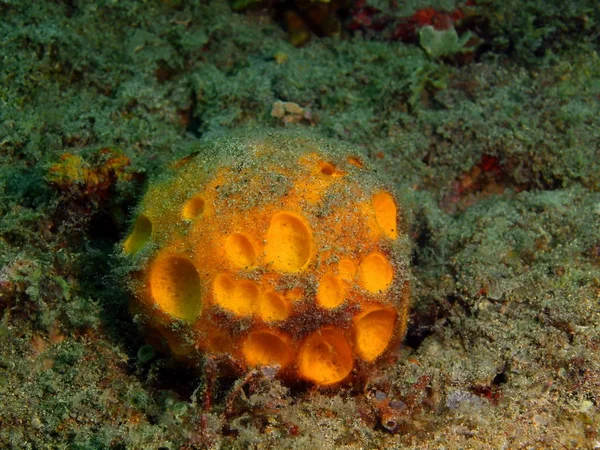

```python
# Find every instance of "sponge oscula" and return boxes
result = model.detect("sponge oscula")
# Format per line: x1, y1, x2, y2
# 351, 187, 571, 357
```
123, 132, 410, 386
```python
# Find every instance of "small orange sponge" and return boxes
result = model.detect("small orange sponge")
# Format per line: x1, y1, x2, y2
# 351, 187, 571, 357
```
123, 132, 410, 386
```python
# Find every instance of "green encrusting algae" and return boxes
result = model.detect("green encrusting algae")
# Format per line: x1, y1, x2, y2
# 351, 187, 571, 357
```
0, 0, 599, 448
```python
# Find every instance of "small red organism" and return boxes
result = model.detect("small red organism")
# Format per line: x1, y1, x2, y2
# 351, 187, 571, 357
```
413, 8, 438, 28
471, 383, 502, 405
441, 154, 513, 213
347, 0, 385, 32
393, 5, 467, 42
286, 423, 300, 436
480, 154, 501, 174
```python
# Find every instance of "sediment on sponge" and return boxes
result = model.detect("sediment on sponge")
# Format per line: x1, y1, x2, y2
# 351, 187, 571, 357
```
122, 130, 411, 386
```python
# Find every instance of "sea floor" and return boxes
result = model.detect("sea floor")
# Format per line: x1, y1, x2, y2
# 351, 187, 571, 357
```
0, 1, 599, 448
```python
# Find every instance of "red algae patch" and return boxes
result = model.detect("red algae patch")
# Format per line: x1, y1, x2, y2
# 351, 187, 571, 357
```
123, 132, 410, 386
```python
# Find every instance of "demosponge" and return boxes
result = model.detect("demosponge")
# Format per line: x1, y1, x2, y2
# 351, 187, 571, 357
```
123, 132, 410, 386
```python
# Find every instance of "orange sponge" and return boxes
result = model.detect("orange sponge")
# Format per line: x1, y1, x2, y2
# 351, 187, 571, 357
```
123, 132, 410, 386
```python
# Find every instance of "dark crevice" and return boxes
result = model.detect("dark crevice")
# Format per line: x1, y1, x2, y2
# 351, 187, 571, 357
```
492, 371, 508, 386
185, 88, 203, 138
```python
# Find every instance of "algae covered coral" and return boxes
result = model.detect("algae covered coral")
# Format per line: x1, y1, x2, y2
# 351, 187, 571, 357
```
1, 0, 599, 448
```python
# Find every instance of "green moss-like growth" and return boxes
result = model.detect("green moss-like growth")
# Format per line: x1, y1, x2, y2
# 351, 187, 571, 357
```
0, 0, 599, 447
